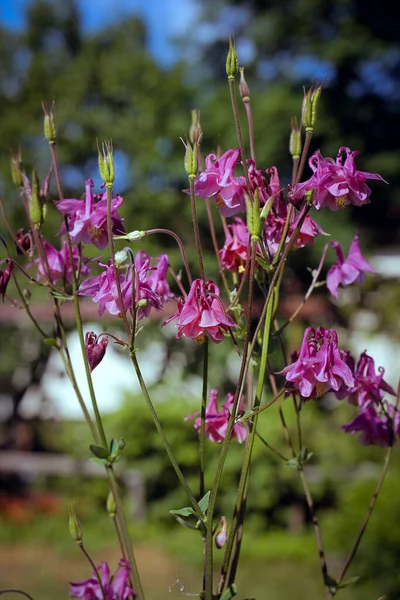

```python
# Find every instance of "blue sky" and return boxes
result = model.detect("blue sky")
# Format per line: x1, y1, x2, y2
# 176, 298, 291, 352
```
0, 0, 200, 66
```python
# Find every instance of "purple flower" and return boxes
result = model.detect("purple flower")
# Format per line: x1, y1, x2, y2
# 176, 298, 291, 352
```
78, 252, 166, 319
194, 149, 247, 217
185, 389, 248, 443
347, 351, 395, 408
56, 179, 125, 249
289, 147, 386, 211
341, 406, 392, 446
0, 259, 13, 301
69, 558, 135, 600
279, 327, 354, 399
163, 279, 237, 343
35, 240, 91, 285
85, 332, 109, 372
219, 218, 249, 272
327, 234, 375, 298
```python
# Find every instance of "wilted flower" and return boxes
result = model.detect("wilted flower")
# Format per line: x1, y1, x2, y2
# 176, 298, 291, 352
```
289, 147, 385, 211
194, 149, 246, 217
0, 259, 13, 301
279, 327, 354, 399
56, 179, 125, 249
85, 332, 109, 372
69, 558, 135, 600
185, 389, 248, 443
163, 279, 237, 343
327, 234, 375, 298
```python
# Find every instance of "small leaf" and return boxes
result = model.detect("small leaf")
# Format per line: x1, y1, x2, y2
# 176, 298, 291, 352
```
90, 457, 107, 467
198, 491, 211, 514
286, 458, 299, 469
169, 507, 194, 517
109, 438, 119, 457
220, 584, 237, 600
337, 576, 360, 589
90, 444, 110, 459
172, 515, 198, 530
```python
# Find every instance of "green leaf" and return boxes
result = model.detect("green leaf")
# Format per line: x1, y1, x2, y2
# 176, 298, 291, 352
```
220, 584, 237, 600
337, 576, 361, 589
172, 515, 198, 530
90, 457, 107, 467
286, 458, 299, 469
198, 491, 211, 514
90, 444, 110, 459
169, 506, 194, 517
109, 438, 119, 456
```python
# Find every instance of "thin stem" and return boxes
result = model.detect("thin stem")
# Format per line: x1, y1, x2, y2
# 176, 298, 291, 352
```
298, 467, 329, 589
107, 466, 145, 600
228, 79, 252, 198
146, 228, 192, 285
130, 352, 202, 517
329, 446, 393, 596
189, 177, 205, 280
255, 432, 289, 462
244, 101, 255, 162
199, 338, 209, 498
79, 543, 107, 600
0, 591, 35, 600
112, 514, 127, 560
295, 130, 313, 184
292, 157, 300, 185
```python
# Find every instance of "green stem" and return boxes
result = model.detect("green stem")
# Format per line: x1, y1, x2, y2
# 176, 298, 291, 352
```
130, 352, 202, 517
145, 228, 192, 285
79, 543, 107, 600
255, 432, 289, 462
189, 176, 205, 280
228, 79, 252, 198
199, 338, 209, 498
107, 466, 145, 600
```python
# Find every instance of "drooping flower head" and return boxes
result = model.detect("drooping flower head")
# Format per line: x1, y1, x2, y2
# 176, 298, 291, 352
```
78, 252, 168, 319
69, 558, 135, 600
85, 332, 109, 372
56, 179, 125, 249
289, 147, 386, 211
185, 388, 248, 443
345, 351, 396, 408
194, 149, 247, 217
35, 240, 91, 285
219, 218, 249, 272
341, 406, 393, 447
327, 234, 375, 298
279, 326, 354, 399
163, 279, 237, 343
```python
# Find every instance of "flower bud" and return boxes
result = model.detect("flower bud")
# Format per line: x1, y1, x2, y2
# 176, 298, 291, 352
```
289, 116, 302, 160
68, 503, 83, 544
0, 260, 13, 301
239, 68, 250, 102
106, 491, 116, 517
215, 516, 228, 549
30, 169, 43, 229
182, 138, 198, 178
246, 190, 261, 241
189, 109, 202, 146
114, 230, 146, 242
98, 140, 115, 188
302, 83, 323, 132
10, 148, 24, 188
226, 35, 238, 80
85, 332, 109, 372
42, 100, 57, 145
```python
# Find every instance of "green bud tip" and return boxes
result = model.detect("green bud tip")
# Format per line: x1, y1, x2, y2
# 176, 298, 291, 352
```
30, 169, 43, 229
106, 491, 116, 517
289, 116, 302, 160
189, 109, 202, 146
226, 35, 239, 80
97, 139, 115, 187
68, 503, 83, 544
182, 137, 198, 178
42, 100, 57, 144
302, 82, 324, 132
10, 148, 24, 188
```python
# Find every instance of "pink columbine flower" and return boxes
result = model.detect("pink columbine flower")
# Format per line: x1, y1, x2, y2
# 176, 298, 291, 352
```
194, 149, 247, 217
327, 234, 375, 298
35, 240, 91, 285
289, 147, 386, 211
56, 179, 125, 249
185, 389, 248, 443
85, 332, 109, 372
279, 326, 354, 399
78, 252, 166, 319
69, 558, 135, 600
341, 406, 393, 447
0, 259, 13, 301
219, 218, 249, 272
346, 351, 395, 408
163, 279, 237, 343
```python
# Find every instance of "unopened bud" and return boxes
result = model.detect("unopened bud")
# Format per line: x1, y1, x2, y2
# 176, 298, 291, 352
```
189, 110, 202, 146
106, 491, 116, 517
239, 68, 250, 102
68, 503, 83, 544
114, 249, 129, 265
226, 36, 238, 80
182, 138, 198, 178
114, 230, 146, 242
42, 100, 57, 144
30, 169, 43, 229
246, 190, 261, 241
98, 140, 115, 188
215, 516, 228, 549
289, 116, 302, 160
302, 83, 323, 132
10, 148, 24, 188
